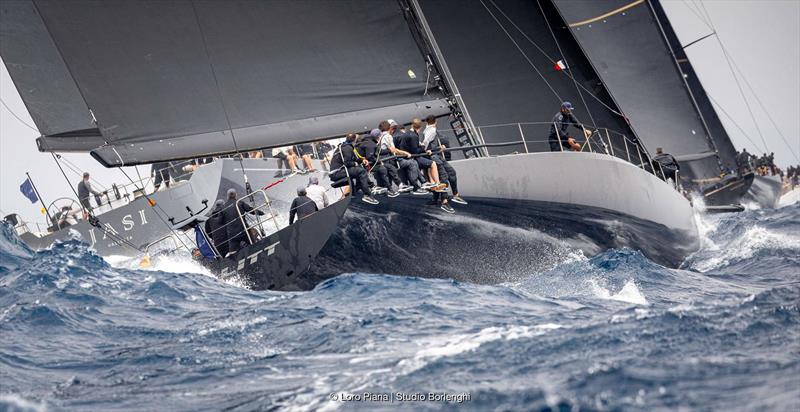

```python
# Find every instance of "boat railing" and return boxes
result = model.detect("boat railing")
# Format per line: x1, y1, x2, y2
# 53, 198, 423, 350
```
437, 121, 679, 191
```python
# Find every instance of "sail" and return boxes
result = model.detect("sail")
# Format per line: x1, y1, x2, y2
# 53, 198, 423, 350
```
6, 0, 447, 167
649, 0, 738, 173
416, 0, 638, 157
0, 0, 99, 148
552, 0, 724, 181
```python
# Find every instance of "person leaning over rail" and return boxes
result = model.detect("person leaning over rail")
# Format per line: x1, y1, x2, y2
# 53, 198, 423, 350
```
329, 133, 379, 205
549, 101, 591, 152
652, 147, 680, 182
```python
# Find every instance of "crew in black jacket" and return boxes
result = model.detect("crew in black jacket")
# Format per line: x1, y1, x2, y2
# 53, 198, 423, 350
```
329, 133, 379, 205
220, 188, 265, 254
289, 187, 318, 224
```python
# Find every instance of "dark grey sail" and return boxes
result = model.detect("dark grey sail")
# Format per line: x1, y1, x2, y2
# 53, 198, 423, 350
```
648, 0, 738, 173
552, 0, 726, 183
1, 0, 449, 167
0, 0, 101, 150
416, 0, 640, 157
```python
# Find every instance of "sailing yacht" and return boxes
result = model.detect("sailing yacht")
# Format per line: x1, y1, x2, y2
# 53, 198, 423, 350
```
3, 0, 702, 290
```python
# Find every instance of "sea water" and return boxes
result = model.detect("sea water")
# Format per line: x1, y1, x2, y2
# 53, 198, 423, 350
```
1, 204, 798, 411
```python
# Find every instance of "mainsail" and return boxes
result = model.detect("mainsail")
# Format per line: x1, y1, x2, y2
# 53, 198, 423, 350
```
0, 0, 99, 148
1, 0, 448, 167
415, 0, 640, 157
552, 0, 727, 182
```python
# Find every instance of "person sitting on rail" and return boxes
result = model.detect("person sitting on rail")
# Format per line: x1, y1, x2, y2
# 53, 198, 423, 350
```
291, 145, 317, 173
378, 120, 412, 191
549, 101, 591, 152
652, 147, 680, 182
289, 187, 319, 225
395, 120, 429, 195
329, 133, 379, 205
220, 188, 266, 256
357, 129, 398, 197
423, 115, 467, 205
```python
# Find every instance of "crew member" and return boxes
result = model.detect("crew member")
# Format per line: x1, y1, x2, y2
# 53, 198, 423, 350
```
358, 129, 399, 197
204, 199, 228, 258
653, 147, 680, 181
549, 102, 590, 152
77, 172, 103, 218
220, 188, 265, 256
151, 162, 171, 191
306, 176, 329, 210
329, 133, 379, 205
289, 187, 318, 224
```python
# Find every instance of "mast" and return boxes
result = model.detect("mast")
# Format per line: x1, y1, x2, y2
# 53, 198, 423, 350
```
407, 0, 485, 154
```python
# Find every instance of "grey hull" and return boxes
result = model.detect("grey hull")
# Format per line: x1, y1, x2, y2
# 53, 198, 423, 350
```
310, 152, 699, 283
17, 158, 335, 257
743, 175, 783, 209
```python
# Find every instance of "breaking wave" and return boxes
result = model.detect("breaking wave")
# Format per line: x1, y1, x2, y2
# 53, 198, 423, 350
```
1, 204, 799, 410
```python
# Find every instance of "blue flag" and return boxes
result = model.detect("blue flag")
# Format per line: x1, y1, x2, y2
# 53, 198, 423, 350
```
19, 178, 38, 204
195, 227, 216, 258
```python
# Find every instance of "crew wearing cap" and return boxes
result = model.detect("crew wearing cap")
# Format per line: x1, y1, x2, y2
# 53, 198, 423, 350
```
289, 186, 318, 224
548, 101, 591, 152
305, 176, 329, 210
220, 188, 265, 256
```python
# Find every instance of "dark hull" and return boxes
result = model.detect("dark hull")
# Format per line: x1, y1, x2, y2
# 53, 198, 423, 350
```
204, 197, 350, 291
743, 175, 783, 209
307, 195, 698, 285
702, 172, 755, 206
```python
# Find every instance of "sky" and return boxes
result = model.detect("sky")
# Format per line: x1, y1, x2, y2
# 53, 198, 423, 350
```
1, 0, 799, 225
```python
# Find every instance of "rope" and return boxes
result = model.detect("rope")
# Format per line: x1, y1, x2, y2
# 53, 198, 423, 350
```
1, 98, 39, 132
190, 0, 250, 193
478, 0, 561, 102
485, 0, 626, 118
706, 94, 767, 154
535, 0, 598, 129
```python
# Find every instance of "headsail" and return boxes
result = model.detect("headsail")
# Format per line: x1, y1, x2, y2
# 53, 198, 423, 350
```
2, 0, 447, 167
415, 0, 639, 156
0, 0, 99, 149
648, 0, 738, 173
552, 0, 726, 181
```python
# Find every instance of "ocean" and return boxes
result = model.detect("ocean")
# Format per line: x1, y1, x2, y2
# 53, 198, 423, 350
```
1, 204, 798, 411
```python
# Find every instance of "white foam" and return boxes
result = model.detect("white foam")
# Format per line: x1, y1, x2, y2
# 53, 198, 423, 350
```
590, 279, 648, 305
692, 226, 800, 272
0, 394, 47, 412
398, 324, 562, 375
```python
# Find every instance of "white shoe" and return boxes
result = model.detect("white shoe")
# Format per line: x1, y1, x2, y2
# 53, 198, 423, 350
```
397, 184, 413, 193
421, 182, 435, 189
372, 187, 388, 195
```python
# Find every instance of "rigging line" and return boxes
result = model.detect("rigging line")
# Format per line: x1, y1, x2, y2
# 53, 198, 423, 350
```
56, 154, 110, 190
50, 152, 143, 253
117, 167, 191, 252
478, 0, 561, 102
535, 0, 597, 129
189, 0, 249, 190
697, 1, 768, 152
682, 31, 716, 50
707, 93, 767, 153
487, 0, 625, 117
681, 0, 713, 30
726, 49, 800, 163
0, 98, 39, 132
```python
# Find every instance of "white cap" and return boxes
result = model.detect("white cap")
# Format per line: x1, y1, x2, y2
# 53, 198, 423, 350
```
387, 119, 398, 127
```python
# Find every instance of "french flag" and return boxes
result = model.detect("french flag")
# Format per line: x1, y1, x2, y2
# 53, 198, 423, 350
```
554, 60, 568, 71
